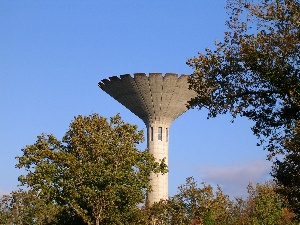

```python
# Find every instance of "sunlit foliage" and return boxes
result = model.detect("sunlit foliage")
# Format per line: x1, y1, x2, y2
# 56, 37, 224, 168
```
144, 178, 298, 225
14, 114, 167, 225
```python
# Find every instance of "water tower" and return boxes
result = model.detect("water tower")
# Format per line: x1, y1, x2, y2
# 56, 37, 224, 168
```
99, 73, 196, 205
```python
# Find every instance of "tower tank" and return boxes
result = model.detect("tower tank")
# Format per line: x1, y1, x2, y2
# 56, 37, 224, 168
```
99, 73, 196, 205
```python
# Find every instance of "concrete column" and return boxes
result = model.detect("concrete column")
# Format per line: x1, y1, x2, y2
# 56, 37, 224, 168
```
146, 122, 170, 205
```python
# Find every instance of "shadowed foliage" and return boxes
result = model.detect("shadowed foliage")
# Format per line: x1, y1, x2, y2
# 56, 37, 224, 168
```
187, 0, 300, 215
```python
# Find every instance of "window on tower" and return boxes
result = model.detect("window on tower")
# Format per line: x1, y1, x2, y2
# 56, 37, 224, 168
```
158, 127, 162, 141
166, 128, 168, 142
150, 127, 153, 141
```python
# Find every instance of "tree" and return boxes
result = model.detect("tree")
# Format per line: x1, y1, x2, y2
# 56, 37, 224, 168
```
0, 189, 74, 225
273, 120, 300, 215
187, 0, 300, 214
241, 181, 296, 225
16, 113, 167, 225
143, 178, 298, 225
174, 177, 233, 225
145, 177, 234, 225
143, 199, 189, 225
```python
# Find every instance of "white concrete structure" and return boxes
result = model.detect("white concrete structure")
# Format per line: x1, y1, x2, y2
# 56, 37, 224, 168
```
99, 73, 196, 205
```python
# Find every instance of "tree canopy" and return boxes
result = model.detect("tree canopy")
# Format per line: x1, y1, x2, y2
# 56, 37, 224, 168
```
187, 0, 300, 214
15, 113, 167, 225
144, 177, 297, 225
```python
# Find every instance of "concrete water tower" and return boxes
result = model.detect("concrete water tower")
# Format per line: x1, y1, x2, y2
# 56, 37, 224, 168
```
99, 73, 196, 205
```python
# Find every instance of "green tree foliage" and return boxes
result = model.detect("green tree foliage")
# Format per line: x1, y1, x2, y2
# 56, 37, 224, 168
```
248, 181, 287, 225
187, 0, 300, 214
145, 177, 233, 225
173, 177, 232, 225
1, 177, 298, 224
0, 189, 75, 225
273, 120, 300, 215
15, 113, 167, 225
144, 178, 298, 225
143, 199, 189, 225
234, 181, 297, 225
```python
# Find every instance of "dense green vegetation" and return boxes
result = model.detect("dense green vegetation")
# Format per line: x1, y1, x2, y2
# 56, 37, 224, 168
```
187, 0, 300, 215
1, 113, 298, 224
0, 113, 298, 224
0, 114, 166, 225
1, 176, 299, 224
145, 178, 298, 225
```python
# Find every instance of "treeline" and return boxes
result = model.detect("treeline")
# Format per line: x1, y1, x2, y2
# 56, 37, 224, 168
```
1, 177, 299, 224
0, 113, 298, 225
144, 178, 298, 225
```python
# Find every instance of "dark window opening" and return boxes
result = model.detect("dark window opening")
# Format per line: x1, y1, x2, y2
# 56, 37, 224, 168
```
158, 127, 162, 141
166, 128, 168, 142
150, 127, 153, 141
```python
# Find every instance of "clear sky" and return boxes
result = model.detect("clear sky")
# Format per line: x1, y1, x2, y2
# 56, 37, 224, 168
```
0, 1, 272, 198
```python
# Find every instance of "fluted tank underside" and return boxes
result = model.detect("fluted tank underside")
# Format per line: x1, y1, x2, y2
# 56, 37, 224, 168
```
98, 73, 196, 125
99, 73, 196, 205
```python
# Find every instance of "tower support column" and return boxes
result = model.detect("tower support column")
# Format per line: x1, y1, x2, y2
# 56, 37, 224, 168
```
146, 122, 170, 205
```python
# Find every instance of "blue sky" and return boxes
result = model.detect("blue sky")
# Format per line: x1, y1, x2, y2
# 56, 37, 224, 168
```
0, 1, 272, 198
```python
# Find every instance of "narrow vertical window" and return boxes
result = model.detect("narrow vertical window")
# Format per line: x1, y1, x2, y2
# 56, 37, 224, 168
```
166, 128, 168, 142
150, 127, 153, 141
158, 127, 162, 141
